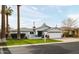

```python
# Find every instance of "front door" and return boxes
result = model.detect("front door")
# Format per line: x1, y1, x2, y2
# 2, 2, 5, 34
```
38, 31, 42, 37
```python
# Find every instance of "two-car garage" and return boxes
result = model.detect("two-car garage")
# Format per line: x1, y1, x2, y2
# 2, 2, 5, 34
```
48, 32, 63, 39
47, 28, 63, 39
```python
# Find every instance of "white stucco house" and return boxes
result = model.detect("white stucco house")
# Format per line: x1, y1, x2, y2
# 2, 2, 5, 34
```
9, 23, 63, 39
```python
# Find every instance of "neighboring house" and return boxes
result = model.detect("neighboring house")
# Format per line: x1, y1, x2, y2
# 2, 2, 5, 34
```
61, 27, 79, 37
9, 23, 63, 39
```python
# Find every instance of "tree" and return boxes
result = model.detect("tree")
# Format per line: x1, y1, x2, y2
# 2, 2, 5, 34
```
17, 5, 21, 40
62, 18, 78, 37
62, 18, 78, 28
5, 6, 13, 38
1, 5, 6, 43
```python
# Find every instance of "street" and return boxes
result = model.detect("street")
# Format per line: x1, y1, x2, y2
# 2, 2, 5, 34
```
1, 41, 79, 54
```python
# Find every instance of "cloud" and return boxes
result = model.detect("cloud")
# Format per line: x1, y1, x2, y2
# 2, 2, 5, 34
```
21, 6, 52, 21
48, 5, 63, 13
55, 7, 63, 13
67, 14, 79, 19
31, 6, 38, 10
0, 6, 1, 11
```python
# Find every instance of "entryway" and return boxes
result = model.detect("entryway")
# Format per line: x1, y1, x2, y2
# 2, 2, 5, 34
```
38, 31, 42, 37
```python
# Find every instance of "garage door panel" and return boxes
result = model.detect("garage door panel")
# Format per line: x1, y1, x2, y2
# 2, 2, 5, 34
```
49, 33, 62, 38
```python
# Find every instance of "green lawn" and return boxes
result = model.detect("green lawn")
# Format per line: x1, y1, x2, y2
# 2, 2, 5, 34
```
6, 39, 62, 46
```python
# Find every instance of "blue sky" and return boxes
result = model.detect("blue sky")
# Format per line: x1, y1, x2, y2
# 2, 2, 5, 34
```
2, 5, 79, 29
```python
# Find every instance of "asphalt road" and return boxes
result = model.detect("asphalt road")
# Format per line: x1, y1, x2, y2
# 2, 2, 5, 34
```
1, 42, 79, 54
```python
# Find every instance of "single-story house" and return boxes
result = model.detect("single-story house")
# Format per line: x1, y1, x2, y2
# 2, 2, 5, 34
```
1, 23, 79, 39
9, 23, 63, 39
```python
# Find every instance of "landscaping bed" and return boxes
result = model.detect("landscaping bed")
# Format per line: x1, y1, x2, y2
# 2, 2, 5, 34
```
6, 39, 62, 46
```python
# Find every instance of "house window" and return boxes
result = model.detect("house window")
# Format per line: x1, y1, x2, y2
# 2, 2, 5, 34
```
30, 32, 34, 34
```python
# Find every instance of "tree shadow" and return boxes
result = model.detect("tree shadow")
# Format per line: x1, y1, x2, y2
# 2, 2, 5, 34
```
26, 44, 72, 54
0, 43, 11, 54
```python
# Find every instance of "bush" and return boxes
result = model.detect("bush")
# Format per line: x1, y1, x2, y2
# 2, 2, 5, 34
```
11, 33, 25, 39
63, 31, 75, 37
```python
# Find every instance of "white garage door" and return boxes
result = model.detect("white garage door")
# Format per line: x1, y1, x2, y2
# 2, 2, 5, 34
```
49, 33, 62, 39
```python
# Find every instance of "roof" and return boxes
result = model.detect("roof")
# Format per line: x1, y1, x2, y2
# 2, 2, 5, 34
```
61, 27, 76, 31
46, 27, 62, 33
10, 28, 33, 32
20, 28, 33, 32
36, 23, 51, 31
10, 23, 51, 32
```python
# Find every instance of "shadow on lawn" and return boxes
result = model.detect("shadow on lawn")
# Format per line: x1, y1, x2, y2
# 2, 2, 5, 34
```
0, 43, 11, 54
24, 41, 33, 44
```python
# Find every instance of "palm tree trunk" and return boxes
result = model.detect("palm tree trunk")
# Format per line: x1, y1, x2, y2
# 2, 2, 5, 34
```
6, 14, 9, 38
1, 5, 6, 43
17, 5, 20, 40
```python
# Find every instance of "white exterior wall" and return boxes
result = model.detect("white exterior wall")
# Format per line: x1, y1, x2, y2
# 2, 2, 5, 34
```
21, 32, 35, 38
21, 32, 30, 37
36, 30, 38, 35
10, 31, 17, 34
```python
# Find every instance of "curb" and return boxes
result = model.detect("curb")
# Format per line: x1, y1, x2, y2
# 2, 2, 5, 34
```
1, 41, 79, 48
0, 42, 62, 48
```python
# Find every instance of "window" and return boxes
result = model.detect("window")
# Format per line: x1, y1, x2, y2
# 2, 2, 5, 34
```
30, 32, 34, 34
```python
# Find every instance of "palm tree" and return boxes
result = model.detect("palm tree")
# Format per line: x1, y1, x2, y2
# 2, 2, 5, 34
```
5, 6, 13, 38
1, 5, 6, 43
17, 5, 21, 40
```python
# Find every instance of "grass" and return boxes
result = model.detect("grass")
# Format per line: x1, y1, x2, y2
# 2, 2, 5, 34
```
6, 39, 62, 46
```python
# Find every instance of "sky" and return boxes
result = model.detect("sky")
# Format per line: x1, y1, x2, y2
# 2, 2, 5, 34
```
1, 5, 79, 29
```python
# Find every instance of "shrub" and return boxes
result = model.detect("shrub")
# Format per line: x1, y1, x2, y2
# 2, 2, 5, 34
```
11, 33, 25, 39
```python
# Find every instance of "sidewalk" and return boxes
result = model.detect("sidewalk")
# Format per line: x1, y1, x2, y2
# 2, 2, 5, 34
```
62, 38, 79, 42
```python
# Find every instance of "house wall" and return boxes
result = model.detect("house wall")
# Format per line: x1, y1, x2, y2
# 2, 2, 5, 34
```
75, 29, 79, 37
10, 31, 31, 38
77, 30, 79, 37
62, 29, 79, 37
10, 28, 79, 39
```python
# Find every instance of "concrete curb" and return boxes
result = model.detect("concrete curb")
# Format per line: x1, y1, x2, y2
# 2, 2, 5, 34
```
1, 40, 79, 48
0, 42, 61, 48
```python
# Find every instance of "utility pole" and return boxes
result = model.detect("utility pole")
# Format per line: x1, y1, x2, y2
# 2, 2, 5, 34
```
17, 5, 21, 40
1, 5, 6, 43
